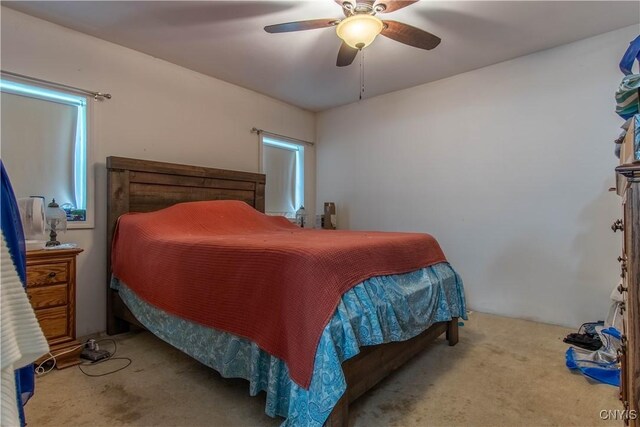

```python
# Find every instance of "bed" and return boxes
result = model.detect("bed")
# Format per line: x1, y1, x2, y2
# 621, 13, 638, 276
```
106, 156, 466, 426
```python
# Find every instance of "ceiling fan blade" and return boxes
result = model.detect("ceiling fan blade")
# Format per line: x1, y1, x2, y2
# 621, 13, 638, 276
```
264, 19, 336, 33
337, 42, 359, 67
374, 1, 418, 13
381, 20, 441, 50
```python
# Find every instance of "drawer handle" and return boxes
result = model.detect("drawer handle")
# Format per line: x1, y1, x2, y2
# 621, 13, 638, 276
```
611, 219, 624, 232
48, 272, 57, 278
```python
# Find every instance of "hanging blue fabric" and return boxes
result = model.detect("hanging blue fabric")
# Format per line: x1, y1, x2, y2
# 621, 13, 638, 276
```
620, 35, 640, 76
1, 161, 26, 282
1, 160, 34, 427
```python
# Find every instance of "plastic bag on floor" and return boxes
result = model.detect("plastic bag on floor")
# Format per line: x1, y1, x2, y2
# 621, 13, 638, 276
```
566, 326, 621, 387
606, 288, 624, 333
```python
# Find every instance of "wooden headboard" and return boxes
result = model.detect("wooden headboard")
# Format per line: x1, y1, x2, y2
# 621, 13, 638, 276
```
105, 156, 265, 334
106, 156, 265, 241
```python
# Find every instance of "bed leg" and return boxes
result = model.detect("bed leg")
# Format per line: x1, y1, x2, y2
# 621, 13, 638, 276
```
107, 289, 130, 335
446, 317, 459, 346
324, 394, 348, 427
107, 317, 130, 336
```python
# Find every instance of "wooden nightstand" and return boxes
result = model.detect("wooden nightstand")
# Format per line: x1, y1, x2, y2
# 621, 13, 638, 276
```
26, 248, 83, 369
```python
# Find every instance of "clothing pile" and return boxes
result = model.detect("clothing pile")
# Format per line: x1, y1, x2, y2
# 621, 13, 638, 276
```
614, 35, 640, 162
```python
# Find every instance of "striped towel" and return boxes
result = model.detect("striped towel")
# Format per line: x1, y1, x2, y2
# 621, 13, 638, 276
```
1, 233, 48, 427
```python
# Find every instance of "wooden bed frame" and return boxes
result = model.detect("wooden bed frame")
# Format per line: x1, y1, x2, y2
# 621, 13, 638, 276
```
106, 156, 459, 427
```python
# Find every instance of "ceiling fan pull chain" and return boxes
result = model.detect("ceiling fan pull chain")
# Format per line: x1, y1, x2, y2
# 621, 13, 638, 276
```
359, 49, 365, 100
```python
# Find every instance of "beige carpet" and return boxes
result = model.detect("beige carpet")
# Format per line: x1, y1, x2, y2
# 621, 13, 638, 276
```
25, 312, 621, 426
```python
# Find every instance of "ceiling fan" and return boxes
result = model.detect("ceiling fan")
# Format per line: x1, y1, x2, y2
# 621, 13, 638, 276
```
264, 0, 440, 67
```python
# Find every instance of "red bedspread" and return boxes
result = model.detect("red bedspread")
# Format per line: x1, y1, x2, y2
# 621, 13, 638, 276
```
112, 201, 447, 388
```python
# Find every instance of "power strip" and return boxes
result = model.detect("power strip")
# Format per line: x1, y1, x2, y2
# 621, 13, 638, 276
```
81, 347, 111, 362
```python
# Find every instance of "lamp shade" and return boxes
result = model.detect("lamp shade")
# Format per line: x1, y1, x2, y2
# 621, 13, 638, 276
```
45, 199, 66, 226
336, 15, 384, 49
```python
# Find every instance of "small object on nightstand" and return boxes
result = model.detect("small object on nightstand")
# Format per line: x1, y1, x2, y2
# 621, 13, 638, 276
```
26, 247, 83, 369
323, 202, 337, 230
18, 196, 48, 250
43, 242, 77, 250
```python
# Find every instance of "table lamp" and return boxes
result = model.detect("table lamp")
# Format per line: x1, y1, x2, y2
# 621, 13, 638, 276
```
45, 198, 67, 247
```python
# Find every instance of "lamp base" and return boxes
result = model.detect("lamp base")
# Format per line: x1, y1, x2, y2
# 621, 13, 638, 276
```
47, 226, 60, 247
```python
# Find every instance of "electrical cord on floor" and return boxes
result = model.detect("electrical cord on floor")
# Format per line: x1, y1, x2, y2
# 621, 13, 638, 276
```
577, 321, 604, 336
35, 343, 86, 376
77, 338, 132, 377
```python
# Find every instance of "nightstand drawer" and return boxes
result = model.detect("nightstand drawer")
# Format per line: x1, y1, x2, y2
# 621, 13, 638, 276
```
27, 284, 67, 309
35, 306, 68, 339
27, 262, 68, 287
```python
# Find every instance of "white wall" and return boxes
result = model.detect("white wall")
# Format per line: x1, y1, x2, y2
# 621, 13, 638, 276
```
317, 25, 638, 328
0, 7, 316, 336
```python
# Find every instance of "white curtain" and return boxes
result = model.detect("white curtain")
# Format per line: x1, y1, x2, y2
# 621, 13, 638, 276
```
1, 92, 77, 207
263, 144, 296, 216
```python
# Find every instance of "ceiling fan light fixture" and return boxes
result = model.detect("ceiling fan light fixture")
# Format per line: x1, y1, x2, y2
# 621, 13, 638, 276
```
336, 14, 384, 49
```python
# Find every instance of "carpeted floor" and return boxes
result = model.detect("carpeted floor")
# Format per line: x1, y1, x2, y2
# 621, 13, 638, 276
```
25, 312, 621, 426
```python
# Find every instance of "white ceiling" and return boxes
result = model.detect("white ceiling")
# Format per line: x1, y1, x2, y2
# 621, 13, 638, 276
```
4, 1, 639, 111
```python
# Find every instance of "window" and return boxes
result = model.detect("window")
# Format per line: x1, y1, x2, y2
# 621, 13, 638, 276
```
261, 136, 304, 218
0, 79, 93, 228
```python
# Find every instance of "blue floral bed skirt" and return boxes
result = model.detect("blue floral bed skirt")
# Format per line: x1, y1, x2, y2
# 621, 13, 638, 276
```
111, 261, 466, 426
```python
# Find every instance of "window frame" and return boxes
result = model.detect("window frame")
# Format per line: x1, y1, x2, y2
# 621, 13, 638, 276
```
0, 78, 95, 229
260, 135, 305, 218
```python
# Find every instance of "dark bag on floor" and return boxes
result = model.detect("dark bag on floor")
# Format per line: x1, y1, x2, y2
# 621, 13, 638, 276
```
563, 333, 602, 351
